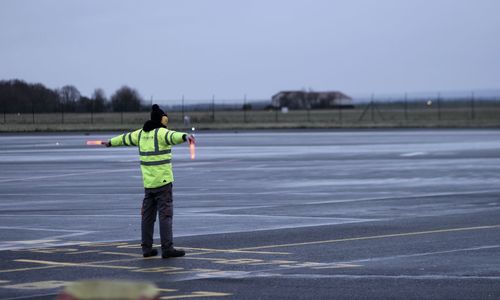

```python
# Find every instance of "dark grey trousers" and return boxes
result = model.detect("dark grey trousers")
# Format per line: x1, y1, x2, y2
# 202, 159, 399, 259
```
141, 183, 173, 252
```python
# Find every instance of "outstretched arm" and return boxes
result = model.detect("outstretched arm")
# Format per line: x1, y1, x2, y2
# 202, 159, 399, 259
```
162, 129, 196, 147
105, 129, 141, 147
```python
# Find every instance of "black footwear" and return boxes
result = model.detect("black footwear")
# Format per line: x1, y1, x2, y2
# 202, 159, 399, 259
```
143, 249, 158, 258
162, 248, 185, 258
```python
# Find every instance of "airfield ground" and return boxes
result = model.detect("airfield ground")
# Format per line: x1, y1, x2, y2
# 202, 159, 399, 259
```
0, 129, 499, 299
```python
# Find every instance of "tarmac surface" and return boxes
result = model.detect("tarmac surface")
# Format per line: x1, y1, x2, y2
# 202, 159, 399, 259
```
0, 129, 500, 299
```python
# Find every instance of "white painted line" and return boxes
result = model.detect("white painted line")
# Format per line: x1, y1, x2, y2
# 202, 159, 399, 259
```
0, 168, 136, 183
400, 152, 427, 157
0, 215, 137, 218
305, 189, 500, 205
0, 226, 92, 233
266, 274, 500, 280
0, 226, 95, 251
346, 245, 500, 264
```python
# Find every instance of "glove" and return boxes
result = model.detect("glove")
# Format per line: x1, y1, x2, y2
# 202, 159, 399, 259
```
187, 134, 196, 145
102, 141, 112, 147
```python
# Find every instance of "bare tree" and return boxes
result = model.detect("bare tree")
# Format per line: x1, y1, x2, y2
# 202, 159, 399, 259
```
110, 86, 143, 112
91, 88, 107, 112
58, 85, 81, 112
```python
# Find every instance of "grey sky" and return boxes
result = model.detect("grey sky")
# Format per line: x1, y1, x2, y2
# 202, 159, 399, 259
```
1, 0, 499, 102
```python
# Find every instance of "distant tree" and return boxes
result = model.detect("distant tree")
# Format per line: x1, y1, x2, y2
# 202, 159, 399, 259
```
0, 79, 60, 113
76, 96, 92, 112
91, 88, 107, 112
58, 85, 81, 112
110, 86, 143, 112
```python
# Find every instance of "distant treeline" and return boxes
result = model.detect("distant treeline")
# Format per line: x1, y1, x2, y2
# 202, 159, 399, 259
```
0, 79, 148, 113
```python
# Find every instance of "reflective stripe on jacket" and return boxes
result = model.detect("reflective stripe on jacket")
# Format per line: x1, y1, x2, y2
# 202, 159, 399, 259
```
110, 127, 187, 188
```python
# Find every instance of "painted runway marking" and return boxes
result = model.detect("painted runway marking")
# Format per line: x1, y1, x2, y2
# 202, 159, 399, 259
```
304, 189, 500, 205
2, 280, 69, 290
0, 226, 77, 232
270, 274, 500, 280
400, 152, 427, 157
0, 266, 58, 273
14, 259, 137, 270
184, 247, 291, 255
0, 168, 135, 183
230, 224, 500, 251
160, 291, 232, 299
99, 251, 143, 258
345, 245, 500, 264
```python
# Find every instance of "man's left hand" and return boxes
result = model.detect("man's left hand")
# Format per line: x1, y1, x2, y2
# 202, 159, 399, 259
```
187, 134, 196, 145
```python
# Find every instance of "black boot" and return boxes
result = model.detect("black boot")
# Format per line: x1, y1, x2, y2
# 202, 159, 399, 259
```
143, 248, 158, 258
162, 247, 185, 258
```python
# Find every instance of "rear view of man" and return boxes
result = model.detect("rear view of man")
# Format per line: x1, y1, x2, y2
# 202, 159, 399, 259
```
105, 104, 195, 258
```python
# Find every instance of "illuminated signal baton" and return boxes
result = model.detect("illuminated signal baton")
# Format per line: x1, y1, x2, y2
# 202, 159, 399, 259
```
189, 127, 196, 160
86, 140, 107, 146
189, 142, 195, 160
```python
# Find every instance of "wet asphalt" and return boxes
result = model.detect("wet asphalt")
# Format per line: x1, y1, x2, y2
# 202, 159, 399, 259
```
0, 129, 499, 299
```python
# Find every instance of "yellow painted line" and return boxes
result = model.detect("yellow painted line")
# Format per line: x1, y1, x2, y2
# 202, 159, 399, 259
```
160, 291, 232, 299
116, 244, 143, 249
10, 239, 59, 245
213, 258, 264, 265
232, 224, 500, 251
183, 257, 226, 262
249, 260, 299, 266
99, 251, 143, 258
0, 266, 58, 273
15, 259, 137, 270
29, 248, 79, 254
183, 247, 290, 255
132, 267, 184, 273
79, 242, 130, 247
2, 280, 70, 290
312, 263, 362, 269
160, 269, 222, 276
66, 250, 102, 255
157, 288, 178, 293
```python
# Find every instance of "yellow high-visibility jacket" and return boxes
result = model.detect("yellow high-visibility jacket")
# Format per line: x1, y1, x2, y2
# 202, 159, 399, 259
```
110, 127, 187, 188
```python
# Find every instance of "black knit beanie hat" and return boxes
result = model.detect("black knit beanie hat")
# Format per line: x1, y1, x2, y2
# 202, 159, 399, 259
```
150, 104, 167, 123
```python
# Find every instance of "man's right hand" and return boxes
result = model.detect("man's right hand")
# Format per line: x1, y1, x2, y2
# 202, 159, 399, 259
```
102, 141, 112, 147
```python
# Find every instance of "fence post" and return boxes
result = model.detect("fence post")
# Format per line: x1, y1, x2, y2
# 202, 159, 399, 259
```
470, 91, 475, 120
91, 99, 94, 124
212, 95, 215, 122
243, 94, 247, 123
31, 99, 35, 124
337, 105, 341, 125
404, 93, 408, 123
3, 106, 5, 124
61, 102, 64, 124
370, 94, 375, 122
437, 92, 442, 121
182, 95, 185, 118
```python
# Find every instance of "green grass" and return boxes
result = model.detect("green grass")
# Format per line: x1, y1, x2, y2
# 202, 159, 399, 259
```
1, 103, 499, 132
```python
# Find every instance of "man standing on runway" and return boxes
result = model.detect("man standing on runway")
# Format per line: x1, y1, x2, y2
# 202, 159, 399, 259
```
104, 104, 195, 258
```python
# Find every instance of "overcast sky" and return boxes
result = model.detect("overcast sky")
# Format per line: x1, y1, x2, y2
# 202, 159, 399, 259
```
1, 0, 499, 102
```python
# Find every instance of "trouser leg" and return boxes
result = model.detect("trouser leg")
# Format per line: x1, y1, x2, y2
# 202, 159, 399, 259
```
141, 190, 157, 252
157, 183, 174, 251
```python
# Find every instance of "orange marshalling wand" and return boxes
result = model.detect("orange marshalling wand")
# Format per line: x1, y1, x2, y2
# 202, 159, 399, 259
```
86, 140, 104, 146
189, 142, 196, 160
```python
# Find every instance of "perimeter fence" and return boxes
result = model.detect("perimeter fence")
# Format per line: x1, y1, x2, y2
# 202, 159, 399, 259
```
1, 95, 500, 129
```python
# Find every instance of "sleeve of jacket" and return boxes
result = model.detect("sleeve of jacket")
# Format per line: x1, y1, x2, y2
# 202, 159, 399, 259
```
110, 129, 141, 147
162, 129, 187, 146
